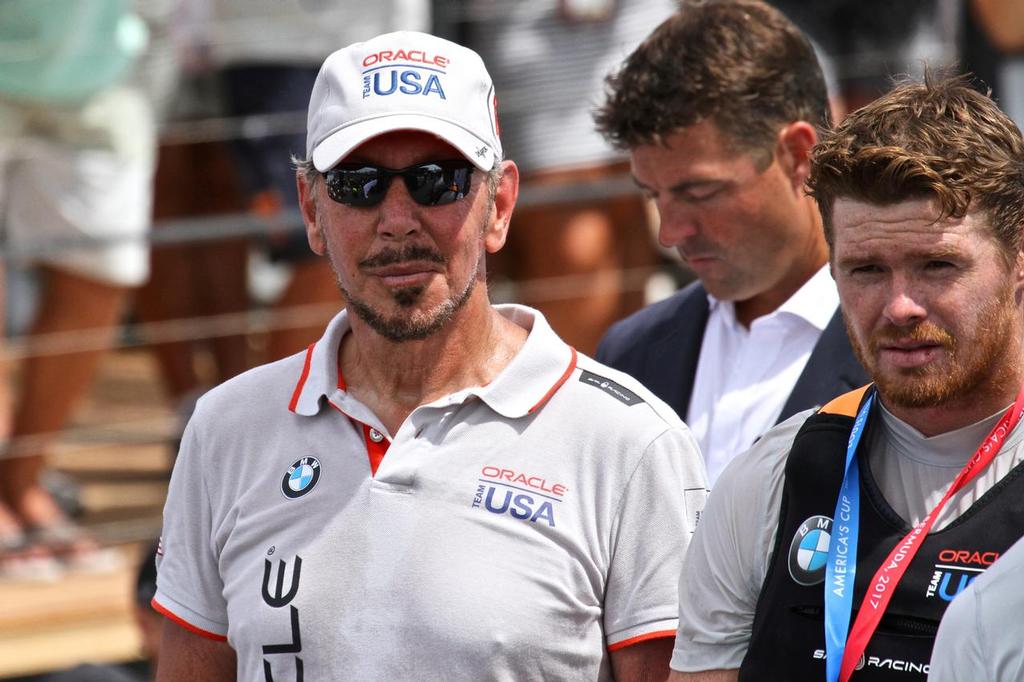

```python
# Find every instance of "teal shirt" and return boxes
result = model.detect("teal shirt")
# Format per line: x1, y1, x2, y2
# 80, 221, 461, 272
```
0, 0, 147, 104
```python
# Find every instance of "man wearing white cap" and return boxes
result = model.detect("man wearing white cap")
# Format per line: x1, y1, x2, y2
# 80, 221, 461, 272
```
151, 31, 708, 681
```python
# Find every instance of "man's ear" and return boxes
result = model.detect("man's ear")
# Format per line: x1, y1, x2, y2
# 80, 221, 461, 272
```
484, 160, 519, 254
297, 171, 326, 256
1014, 249, 1024, 306
776, 121, 818, 193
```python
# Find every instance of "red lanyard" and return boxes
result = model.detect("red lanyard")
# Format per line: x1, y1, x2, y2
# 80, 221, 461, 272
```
839, 386, 1024, 681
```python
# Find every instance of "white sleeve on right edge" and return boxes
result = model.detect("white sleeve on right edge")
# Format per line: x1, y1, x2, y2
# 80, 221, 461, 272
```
928, 586, 985, 682
153, 415, 230, 639
670, 411, 808, 672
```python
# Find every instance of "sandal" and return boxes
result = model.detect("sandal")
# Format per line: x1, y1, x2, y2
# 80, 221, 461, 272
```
0, 528, 63, 582
28, 522, 121, 574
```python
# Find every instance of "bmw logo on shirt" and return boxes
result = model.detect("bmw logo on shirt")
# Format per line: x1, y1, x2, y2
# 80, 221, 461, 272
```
788, 515, 833, 586
282, 457, 322, 499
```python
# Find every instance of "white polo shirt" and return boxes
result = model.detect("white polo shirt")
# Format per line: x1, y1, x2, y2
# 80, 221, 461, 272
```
154, 304, 708, 681
930, 534, 1024, 682
686, 265, 839, 484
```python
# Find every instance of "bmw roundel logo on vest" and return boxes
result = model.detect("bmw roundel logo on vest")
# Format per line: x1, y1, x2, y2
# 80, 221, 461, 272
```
788, 515, 833, 586
281, 457, 321, 499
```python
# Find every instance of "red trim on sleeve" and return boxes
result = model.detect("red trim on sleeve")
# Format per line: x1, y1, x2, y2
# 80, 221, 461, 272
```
151, 598, 228, 642
528, 347, 578, 414
288, 343, 317, 412
607, 629, 676, 652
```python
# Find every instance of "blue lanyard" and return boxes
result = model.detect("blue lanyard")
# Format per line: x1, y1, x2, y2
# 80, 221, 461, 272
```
823, 388, 875, 682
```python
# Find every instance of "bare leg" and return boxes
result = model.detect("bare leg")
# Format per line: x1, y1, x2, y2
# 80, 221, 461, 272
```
0, 260, 21, 554
0, 266, 127, 531
0, 260, 11, 440
135, 141, 251, 400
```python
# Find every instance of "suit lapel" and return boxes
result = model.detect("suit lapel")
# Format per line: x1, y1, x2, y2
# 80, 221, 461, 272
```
658, 283, 710, 420
778, 308, 866, 422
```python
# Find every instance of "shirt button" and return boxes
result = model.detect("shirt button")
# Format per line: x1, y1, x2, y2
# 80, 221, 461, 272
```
368, 428, 384, 443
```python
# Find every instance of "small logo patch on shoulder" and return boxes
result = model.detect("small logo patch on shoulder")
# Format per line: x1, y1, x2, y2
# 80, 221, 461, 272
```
579, 370, 643, 406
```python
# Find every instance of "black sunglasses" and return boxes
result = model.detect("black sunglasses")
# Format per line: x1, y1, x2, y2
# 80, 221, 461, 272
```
323, 160, 475, 208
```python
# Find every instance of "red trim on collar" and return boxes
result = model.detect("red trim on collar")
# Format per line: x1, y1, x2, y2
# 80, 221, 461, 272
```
327, 400, 390, 476
527, 347, 578, 414
288, 343, 317, 413
362, 423, 389, 476
338, 360, 347, 391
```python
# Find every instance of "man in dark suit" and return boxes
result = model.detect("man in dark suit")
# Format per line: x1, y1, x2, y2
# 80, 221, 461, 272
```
594, 0, 866, 483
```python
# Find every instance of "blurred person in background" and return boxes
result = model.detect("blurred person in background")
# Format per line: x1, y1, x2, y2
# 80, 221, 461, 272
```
595, 0, 867, 485
769, 0, 959, 117
961, 0, 1024, 129
0, 0, 156, 573
461, 0, 677, 354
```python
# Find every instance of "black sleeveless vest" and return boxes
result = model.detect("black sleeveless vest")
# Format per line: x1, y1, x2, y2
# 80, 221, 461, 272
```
739, 388, 1024, 681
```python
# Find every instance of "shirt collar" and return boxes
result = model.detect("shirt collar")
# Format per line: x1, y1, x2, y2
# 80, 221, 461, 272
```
287, 304, 577, 420
288, 310, 352, 416
706, 263, 837, 331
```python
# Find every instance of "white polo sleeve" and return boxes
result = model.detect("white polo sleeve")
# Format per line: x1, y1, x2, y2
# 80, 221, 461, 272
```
929, 586, 985, 682
604, 426, 709, 650
671, 412, 806, 672
152, 416, 229, 640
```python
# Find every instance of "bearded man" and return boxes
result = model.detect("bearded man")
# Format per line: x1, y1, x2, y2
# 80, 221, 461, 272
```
669, 75, 1024, 682
150, 31, 707, 682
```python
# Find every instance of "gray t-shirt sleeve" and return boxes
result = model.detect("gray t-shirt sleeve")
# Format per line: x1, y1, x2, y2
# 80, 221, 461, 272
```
671, 411, 810, 672
153, 415, 230, 637
929, 585, 985, 682
604, 426, 709, 647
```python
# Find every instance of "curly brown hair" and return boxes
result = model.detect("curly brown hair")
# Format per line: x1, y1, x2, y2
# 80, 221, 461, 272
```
808, 74, 1024, 261
594, 0, 828, 163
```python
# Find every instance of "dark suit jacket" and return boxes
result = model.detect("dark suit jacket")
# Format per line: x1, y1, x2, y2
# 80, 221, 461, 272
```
596, 280, 868, 425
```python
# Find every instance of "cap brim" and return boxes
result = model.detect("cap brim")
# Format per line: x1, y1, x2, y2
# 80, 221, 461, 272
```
312, 114, 498, 172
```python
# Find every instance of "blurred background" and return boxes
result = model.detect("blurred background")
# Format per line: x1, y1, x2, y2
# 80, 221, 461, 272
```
0, 0, 1019, 678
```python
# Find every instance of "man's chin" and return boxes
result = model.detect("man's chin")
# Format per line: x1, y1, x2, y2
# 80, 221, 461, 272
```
873, 368, 964, 409
393, 286, 426, 308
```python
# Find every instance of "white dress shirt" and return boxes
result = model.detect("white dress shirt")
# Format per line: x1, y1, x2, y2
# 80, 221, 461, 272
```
686, 265, 839, 485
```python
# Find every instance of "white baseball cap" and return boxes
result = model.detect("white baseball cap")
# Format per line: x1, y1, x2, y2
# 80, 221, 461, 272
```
306, 31, 502, 172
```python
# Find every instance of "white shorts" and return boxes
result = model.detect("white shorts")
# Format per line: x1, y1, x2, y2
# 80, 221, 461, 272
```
0, 86, 155, 287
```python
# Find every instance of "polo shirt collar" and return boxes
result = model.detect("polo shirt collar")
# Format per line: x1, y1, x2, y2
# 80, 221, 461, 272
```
288, 310, 351, 417
467, 304, 577, 419
287, 305, 576, 420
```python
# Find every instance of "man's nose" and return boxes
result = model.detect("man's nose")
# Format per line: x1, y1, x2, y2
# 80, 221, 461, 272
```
375, 179, 422, 239
882, 278, 928, 327
655, 203, 699, 248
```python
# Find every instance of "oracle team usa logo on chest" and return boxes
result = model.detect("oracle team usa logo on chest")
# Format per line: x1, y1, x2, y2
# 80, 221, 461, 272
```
282, 457, 321, 499
471, 465, 568, 527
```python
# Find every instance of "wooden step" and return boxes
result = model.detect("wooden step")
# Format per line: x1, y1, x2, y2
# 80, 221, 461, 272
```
1, 348, 175, 679
0, 546, 144, 679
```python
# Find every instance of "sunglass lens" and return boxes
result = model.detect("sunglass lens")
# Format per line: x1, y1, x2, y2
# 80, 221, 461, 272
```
326, 167, 390, 207
405, 163, 473, 206
325, 161, 474, 207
